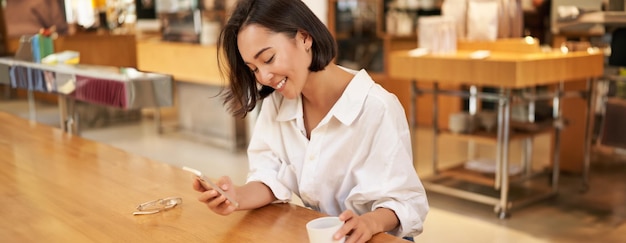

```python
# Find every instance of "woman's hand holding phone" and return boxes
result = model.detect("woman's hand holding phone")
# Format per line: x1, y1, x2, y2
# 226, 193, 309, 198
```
185, 166, 239, 215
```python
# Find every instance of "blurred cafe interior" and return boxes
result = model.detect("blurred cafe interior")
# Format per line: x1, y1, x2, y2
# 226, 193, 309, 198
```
0, 0, 625, 242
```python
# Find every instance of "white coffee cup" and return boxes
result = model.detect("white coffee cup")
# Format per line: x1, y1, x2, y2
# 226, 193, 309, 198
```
306, 216, 345, 243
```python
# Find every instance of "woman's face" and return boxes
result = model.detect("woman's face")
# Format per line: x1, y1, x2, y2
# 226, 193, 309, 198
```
237, 24, 312, 99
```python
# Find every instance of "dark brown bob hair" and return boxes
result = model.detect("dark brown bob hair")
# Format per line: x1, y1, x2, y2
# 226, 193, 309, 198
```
217, 0, 337, 118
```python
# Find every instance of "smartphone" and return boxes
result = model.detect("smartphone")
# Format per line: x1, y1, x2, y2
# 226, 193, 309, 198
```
182, 166, 239, 208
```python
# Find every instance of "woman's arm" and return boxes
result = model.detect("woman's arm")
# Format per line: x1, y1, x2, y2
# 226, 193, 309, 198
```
360, 208, 400, 234
234, 181, 277, 210
335, 208, 399, 243
194, 178, 276, 215
342, 89, 429, 238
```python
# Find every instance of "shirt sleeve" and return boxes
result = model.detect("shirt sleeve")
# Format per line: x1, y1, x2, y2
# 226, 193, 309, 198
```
344, 94, 429, 237
246, 96, 293, 202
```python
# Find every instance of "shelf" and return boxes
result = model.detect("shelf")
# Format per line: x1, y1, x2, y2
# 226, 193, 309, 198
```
424, 169, 556, 212
434, 164, 501, 187
380, 33, 417, 41
334, 32, 354, 41
510, 119, 557, 133
439, 125, 554, 145
430, 164, 549, 188
607, 97, 626, 107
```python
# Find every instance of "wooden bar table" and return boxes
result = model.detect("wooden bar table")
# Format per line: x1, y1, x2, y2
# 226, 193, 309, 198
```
0, 112, 407, 242
389, 48, 604, 218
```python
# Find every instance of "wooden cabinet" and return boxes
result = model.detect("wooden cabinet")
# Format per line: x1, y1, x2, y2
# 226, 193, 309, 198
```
55, 34, 137, 67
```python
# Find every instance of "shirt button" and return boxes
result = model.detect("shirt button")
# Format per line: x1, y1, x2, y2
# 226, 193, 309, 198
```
308, 155, 315, 161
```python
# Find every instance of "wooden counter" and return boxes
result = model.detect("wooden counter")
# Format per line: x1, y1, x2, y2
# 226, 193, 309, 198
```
389, 48, 605, 216
389, 50, 604, 88
390, 49, 605, 173
137, 39, 224, 86
0, 111, 407, 242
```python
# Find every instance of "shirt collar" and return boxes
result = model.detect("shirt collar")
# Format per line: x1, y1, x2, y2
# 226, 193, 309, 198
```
331, 68, 373, 125
275, 94, 301, 122
274, 68, 374, 125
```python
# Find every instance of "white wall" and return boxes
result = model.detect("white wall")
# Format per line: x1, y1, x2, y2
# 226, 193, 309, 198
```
303, 0, 328, 26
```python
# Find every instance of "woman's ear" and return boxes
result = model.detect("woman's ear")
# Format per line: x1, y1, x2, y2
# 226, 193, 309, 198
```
298, 30, 312, 49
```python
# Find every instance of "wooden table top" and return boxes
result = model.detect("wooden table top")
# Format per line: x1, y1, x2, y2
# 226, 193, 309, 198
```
389, 49, 604, 88
0, 112, 407, 242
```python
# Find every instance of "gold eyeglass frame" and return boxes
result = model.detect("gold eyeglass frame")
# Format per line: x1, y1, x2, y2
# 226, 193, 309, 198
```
133, 197, 182, 215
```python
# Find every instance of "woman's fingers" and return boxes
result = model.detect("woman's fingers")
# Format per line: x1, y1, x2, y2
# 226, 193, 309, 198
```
198, 189, 218, 201
337, 210, 373, 243
335, 210, 355, 239
192, 175, 237, 215
201, 191, 234, 210
192, 178, 207, 192
217, 176, 232, 190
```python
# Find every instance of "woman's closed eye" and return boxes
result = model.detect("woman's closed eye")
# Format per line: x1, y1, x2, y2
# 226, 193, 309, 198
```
250, 55, 275, 73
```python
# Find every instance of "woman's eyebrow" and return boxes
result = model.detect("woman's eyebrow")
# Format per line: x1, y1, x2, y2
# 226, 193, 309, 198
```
254, 47, 271, 59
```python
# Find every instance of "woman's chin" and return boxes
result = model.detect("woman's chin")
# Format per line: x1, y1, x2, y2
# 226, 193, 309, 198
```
280, 90, 298, 99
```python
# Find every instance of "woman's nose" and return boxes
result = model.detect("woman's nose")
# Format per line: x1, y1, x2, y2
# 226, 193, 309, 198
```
256, 68, 274, 86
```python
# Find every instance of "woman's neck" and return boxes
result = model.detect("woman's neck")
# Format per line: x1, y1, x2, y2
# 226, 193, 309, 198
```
301, 64, 354, 109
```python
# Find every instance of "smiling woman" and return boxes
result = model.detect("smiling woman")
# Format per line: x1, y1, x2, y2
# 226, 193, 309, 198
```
217, 0, 337, 118
188, 1, 430, 242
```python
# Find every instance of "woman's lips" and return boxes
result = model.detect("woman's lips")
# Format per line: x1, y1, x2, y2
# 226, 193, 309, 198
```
275, 77, 287, 90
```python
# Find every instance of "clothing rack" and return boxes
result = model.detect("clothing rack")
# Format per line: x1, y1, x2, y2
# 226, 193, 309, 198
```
0, 58, 173, 134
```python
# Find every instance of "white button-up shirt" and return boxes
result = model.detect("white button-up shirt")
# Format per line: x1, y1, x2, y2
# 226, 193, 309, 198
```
246, 69, 429, 237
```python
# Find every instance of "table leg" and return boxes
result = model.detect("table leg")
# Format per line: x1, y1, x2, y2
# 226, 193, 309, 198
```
468, 85, 478, 161
58, 95, 68, 132
26, 67, 37, 121
582, 78, 595, 192
433, 82, 439, 175
154, 107, 163, 134
495, 89, 505, 190
551, 82, 564, 193
64, 98, 79, 135
410, 80, 418, 169
497, 88, 512, 219
27, 89, 37, 122
523, 87, 536, 176
523, 138, 534, 176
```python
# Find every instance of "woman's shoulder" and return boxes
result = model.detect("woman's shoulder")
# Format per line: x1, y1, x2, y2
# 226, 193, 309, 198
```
359, 75, 400, 108
347, 69, 404, 117
367, 84, 404, 115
